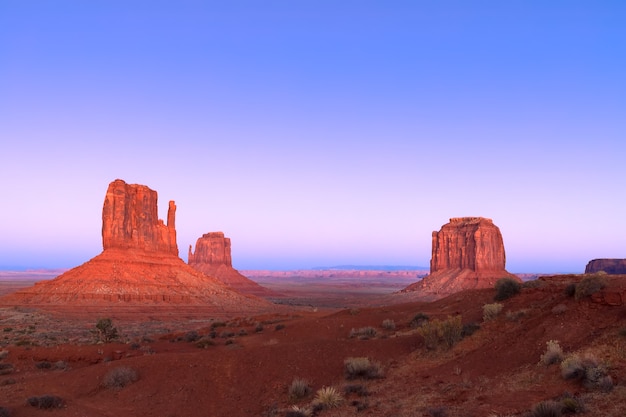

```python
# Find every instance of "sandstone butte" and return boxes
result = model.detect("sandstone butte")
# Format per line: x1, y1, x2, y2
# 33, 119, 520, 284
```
0, 179, 269, 309
585, 258, 626, 274
402, 217, 519, 297
188, 232, 274, 297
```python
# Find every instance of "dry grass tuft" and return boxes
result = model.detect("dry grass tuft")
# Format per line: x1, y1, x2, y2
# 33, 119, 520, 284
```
102, 366, 139, 389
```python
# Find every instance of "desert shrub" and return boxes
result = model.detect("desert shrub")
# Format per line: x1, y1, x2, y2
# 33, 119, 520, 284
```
349, 327, 377, 339
0, 364, 14, 375
461, 322, 480, 338
225, 339, 235, 345
35, 361, 52, 370
220, 331, 235, 338
27, 395, 64, 409
312, 386, 343, 409
195, 338, 215, 349
530, 400, 562, 417
238, 329, 248, 336
54, 361, 68, 370
506, 309, 528, 321
439, 315, 462, 349
0, 350, 8, 360
381, 319, 396, 330
184, 331, 200, 342
560, 355, 585, 380
564, 283, 577, 297
539, 340, 564, 366
102, 366, 138, 389
0, 406, 10, 417
285, 405, 311, 417
575, 275, 606, 300
275, 324, 286, 331
344, 357, 384, 380
522, 279, 543, 289
483, 303, 503, 321
0, 378, 16, 386
560, 392, 584, 414
344, 384, 369, 397
210, 321, 226, 328
410, 312, 430, 327
2, 328, 12, 332
427, 406, 448, 417
551, 304, 568, 315
494, 277, 521, 301
255, 323, 264, 333
417, 316, 463, 350
94, 318, 118, 343
417, 320, 440, 350
288, 378, 311, 400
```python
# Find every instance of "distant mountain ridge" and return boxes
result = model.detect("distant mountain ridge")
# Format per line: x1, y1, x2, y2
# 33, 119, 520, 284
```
311, 265, 428, 271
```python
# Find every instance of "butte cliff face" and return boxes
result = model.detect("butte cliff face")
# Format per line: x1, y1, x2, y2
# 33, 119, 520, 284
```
102, 179, 178, 255
585, 259, 626, 274
188, 232, 273, 297
1, 180, 269, 309
403, 217, 518, 298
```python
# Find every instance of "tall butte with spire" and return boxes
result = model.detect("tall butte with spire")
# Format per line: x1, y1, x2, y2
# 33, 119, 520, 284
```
187, 232, 273, 297
1, 179, 269, 309
403, 217, 519, 298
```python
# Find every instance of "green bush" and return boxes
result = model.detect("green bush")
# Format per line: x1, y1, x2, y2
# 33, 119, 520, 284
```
482, 303, 503, 321
494, 277, 521, 301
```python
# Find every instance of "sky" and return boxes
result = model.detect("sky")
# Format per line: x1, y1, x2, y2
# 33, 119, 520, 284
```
1, 1, 625, 273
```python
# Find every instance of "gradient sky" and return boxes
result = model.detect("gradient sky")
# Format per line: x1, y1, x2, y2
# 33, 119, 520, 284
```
1, 1, 625, 273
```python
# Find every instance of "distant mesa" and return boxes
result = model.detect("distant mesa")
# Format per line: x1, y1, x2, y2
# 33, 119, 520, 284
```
188, 232, 274, 297
403, 217, 519, 297
585, 259, 626, 275
0, 179, 269, 309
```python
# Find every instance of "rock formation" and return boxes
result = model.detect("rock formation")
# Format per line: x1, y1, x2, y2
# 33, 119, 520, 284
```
403, 217, 519, 298
188, 232, 273, 297
585, 259, 626, 275
1, 179, 270, 310
102, 179, 178, 255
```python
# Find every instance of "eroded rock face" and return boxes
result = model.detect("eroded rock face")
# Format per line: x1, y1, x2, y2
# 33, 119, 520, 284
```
585, 259, 626, 275
188, 232, 232, 267
403, 217, 518, 298
188, 232, 273, 297
1, 180, 269, 309
102, 179, 178, 256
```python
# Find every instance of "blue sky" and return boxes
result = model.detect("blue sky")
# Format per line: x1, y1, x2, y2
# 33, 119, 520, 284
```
1, 1, 625, 272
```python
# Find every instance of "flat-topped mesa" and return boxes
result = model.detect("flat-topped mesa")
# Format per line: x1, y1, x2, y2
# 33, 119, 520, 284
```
402, 216, 518, 298
585, 259, 626, 274
102, 179, 178, 256
188, 232, 232, 267
431, 217, 505, 273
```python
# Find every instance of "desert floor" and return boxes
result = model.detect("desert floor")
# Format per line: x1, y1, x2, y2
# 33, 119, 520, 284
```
0, 272, 625, 416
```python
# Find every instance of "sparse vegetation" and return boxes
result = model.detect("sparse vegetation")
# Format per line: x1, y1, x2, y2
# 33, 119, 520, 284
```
539, 340, 564, 366
417, 316, 463, 350
560, 392, 585, 414
184, 331, 200, 342
410, 312, 430, 327
564, 283, 577, 297
551, 304, 567, 315
344, 384, 370, 397
483, 303, 503, 321
0, 363, 14, 375
529, 400, 562, 417
506, 309, 528, 321
494, 277, 521, 301
560, 353, 612, 391
35, 361, 52, 369
381, 319, 396, 330
275, 324, 286, 331
427, 406, 448, 417
195, 338, 215, 349
27, 395, 64, 409
285, 405, 311, 417
349, 326, 377, 339
344, 357, 384, 380
288, 378, 311, 400
94, 318, 119, 343
575, 275, 607, 300
0, 406, 10, 417
312, 386, 343, 409
461, 322, 480, 337
101, 366, 138, 389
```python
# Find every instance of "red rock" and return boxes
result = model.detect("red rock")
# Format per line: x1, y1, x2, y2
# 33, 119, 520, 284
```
102, 179, 178, 255
1, 180, 270, 310
188, 232, 274, 297
403, 217, 518, 297
585, 259, 626, 274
